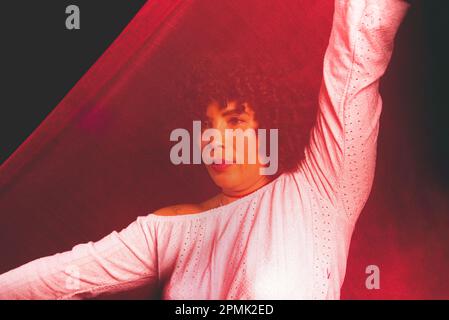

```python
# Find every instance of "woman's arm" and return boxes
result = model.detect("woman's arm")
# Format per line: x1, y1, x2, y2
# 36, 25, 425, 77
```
0, 214, 158, 299
299, 0, 410, 225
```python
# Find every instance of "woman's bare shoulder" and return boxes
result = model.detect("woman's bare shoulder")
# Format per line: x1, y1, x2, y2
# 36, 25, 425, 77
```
153, 195, 220, 217
153, 203, 205, 216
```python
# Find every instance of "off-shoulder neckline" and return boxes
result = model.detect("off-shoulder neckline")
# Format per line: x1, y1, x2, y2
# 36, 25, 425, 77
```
148, 173, 285, 221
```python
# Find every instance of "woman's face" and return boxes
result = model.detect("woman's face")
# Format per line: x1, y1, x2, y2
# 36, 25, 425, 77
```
200, 100, 268, 193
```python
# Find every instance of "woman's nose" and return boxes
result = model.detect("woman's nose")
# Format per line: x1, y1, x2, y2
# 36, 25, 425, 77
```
207, 134, 224, 150
203, 125, 227, 155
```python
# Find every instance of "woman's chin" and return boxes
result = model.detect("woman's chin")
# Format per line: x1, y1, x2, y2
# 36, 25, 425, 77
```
210, 175, 235, 189
207, 168, 239, 189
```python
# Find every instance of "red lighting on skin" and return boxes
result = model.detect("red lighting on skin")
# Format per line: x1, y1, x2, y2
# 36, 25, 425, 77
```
209, 163, 232, 172
208, 157, 233, 172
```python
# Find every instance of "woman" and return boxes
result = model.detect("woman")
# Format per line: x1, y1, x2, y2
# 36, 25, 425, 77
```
0, 0, 410, 299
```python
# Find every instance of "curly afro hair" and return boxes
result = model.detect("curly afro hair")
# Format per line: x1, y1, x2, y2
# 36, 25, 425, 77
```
169, 52, 318, 177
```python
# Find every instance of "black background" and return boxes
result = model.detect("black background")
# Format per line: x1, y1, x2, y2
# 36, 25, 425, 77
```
1, 1, 146, 163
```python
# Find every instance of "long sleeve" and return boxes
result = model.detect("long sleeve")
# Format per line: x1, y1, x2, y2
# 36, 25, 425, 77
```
0, 214, 159, 300
299, 0, 409, 225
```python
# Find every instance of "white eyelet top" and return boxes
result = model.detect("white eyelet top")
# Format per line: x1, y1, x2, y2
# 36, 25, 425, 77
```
0, 0, 409, 300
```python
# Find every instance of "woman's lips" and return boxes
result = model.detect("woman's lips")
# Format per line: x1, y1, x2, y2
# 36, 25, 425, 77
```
209, 160, 233, 172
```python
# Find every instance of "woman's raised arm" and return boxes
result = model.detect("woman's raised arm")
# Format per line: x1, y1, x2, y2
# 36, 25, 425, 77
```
299, 0, 410, 225
0, 214, 159, 299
